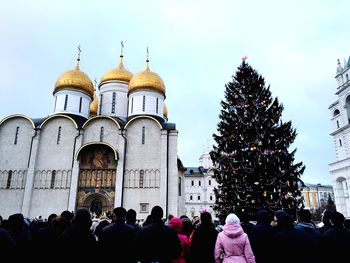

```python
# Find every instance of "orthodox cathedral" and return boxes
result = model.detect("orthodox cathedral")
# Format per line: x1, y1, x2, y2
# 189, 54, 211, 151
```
0, 48, 183, 219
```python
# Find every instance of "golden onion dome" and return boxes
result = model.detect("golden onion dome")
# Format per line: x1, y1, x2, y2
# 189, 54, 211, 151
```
100, 55, 133, 86
163, 104, 168, 119
54, 58, 94, 98
90, 90, 98, 117
128, 61, 165, 96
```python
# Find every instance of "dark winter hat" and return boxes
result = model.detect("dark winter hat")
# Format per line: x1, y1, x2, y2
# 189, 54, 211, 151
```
297, 209, 311, 223
126, 209, 137, 223
256, 210, 272, 224
151, 206, 163, 220
330, 211, 345, 227
61, 210, 74, 222
200, 212, 212, 226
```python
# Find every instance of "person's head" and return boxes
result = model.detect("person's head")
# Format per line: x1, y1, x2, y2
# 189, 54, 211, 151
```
61, 210, 74, 222
168, 214, 174, 221
297, 209, 312, 223
113, 207, 127, 221
179, 215, 189, 220
151, 206, 163, 222
330, 211, 345, 228
126, 209, 137, 224
8, 213, 25, 230
225, 213, 240, 225
256, 210, 272, 225
200, 212, 212, 226
168, 217, 183, 233
275, 211, 293, 228
72, 209, 92, 228
143, 215, 153, 227
48, 213, 57, 223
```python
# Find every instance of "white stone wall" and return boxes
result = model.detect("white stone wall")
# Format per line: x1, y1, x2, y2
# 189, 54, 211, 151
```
30, 189, 70, 218
168, 130, 180, 216
0, 190, 24, 218
128, 90, 165, 119
53, 90, 92, 118
0, 117, 34, 217
99, 82, 128, 118
0, 117, 34, 169
29, 117, 77, 218
83, 117, 120, 148
124, 118, 162, 218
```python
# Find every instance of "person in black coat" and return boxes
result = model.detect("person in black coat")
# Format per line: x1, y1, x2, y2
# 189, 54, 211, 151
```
135, 206, 181, 263
188, 212, 218, 263
126, 208, 141, 232
274, 211, 300, 263
294, 209, 321, 263
59, 209, 97, 260
98, 207, 136, 262
249, 210, 275, 263
320, 211, 350, 263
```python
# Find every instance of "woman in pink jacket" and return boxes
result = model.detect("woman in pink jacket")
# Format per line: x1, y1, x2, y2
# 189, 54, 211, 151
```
214, 213, 256, 263
168, 217, 190, 263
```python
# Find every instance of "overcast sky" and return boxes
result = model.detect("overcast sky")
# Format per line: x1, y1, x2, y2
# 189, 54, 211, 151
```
1, 0, 349, 185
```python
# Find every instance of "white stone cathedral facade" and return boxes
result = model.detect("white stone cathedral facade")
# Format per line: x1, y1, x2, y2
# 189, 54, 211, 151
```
329, 58, 350, 218
0, 51, 184, 220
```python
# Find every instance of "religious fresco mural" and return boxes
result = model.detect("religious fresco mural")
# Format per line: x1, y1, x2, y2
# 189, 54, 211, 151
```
76, 145, 117, 215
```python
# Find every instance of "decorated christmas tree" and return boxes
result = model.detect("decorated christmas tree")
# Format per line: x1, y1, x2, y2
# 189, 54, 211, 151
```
210, 60, 305, 221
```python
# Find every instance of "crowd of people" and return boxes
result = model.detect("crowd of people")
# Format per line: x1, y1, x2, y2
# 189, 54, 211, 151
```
0, 206, 349, 263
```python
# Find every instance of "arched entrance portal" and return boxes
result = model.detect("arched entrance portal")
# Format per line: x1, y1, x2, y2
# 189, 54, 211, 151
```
76, 144, 117, 216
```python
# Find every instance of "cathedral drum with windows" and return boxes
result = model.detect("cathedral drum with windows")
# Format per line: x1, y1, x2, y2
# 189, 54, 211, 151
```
0, 49, 184, 219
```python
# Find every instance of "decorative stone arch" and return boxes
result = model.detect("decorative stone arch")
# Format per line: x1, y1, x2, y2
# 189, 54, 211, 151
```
0, 114, 35, 128
39, 114, 78, 129
82, 115, 121, 129
124, 116, 163, 130
81, 192, 112, 215
75, 142, 118, 161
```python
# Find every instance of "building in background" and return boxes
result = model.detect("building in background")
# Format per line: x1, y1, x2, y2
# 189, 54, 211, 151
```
0, 47, 183, 219
329, 58, 350, 218
301, 183, 334, 210
184, 152, 218, 220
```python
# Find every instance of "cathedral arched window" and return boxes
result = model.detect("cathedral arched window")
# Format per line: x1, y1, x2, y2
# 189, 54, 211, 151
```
156, 98, 159, 113
57, 126, 61, 144
339, 139, 342, 147
191, 180, 194, 186
347, 74, 349, 82
79, 97, 82, 113
333, 109, 340, 116
209, 179, 212, 185
142, 96, 146, 111
199, 180, 201, 187
99, 94, 103, 115
64, 95, 68, 110
100, 127, 104, 142
112, 92, 116, 113
140, 170, 144, 188
50, 170, 56, 189
14, 127, 19, 145
190, 195, 193, 201
142, 127, 145, 144
6, 171, 12, 189
198, 195, 201, 200
337, 120, 340, 129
